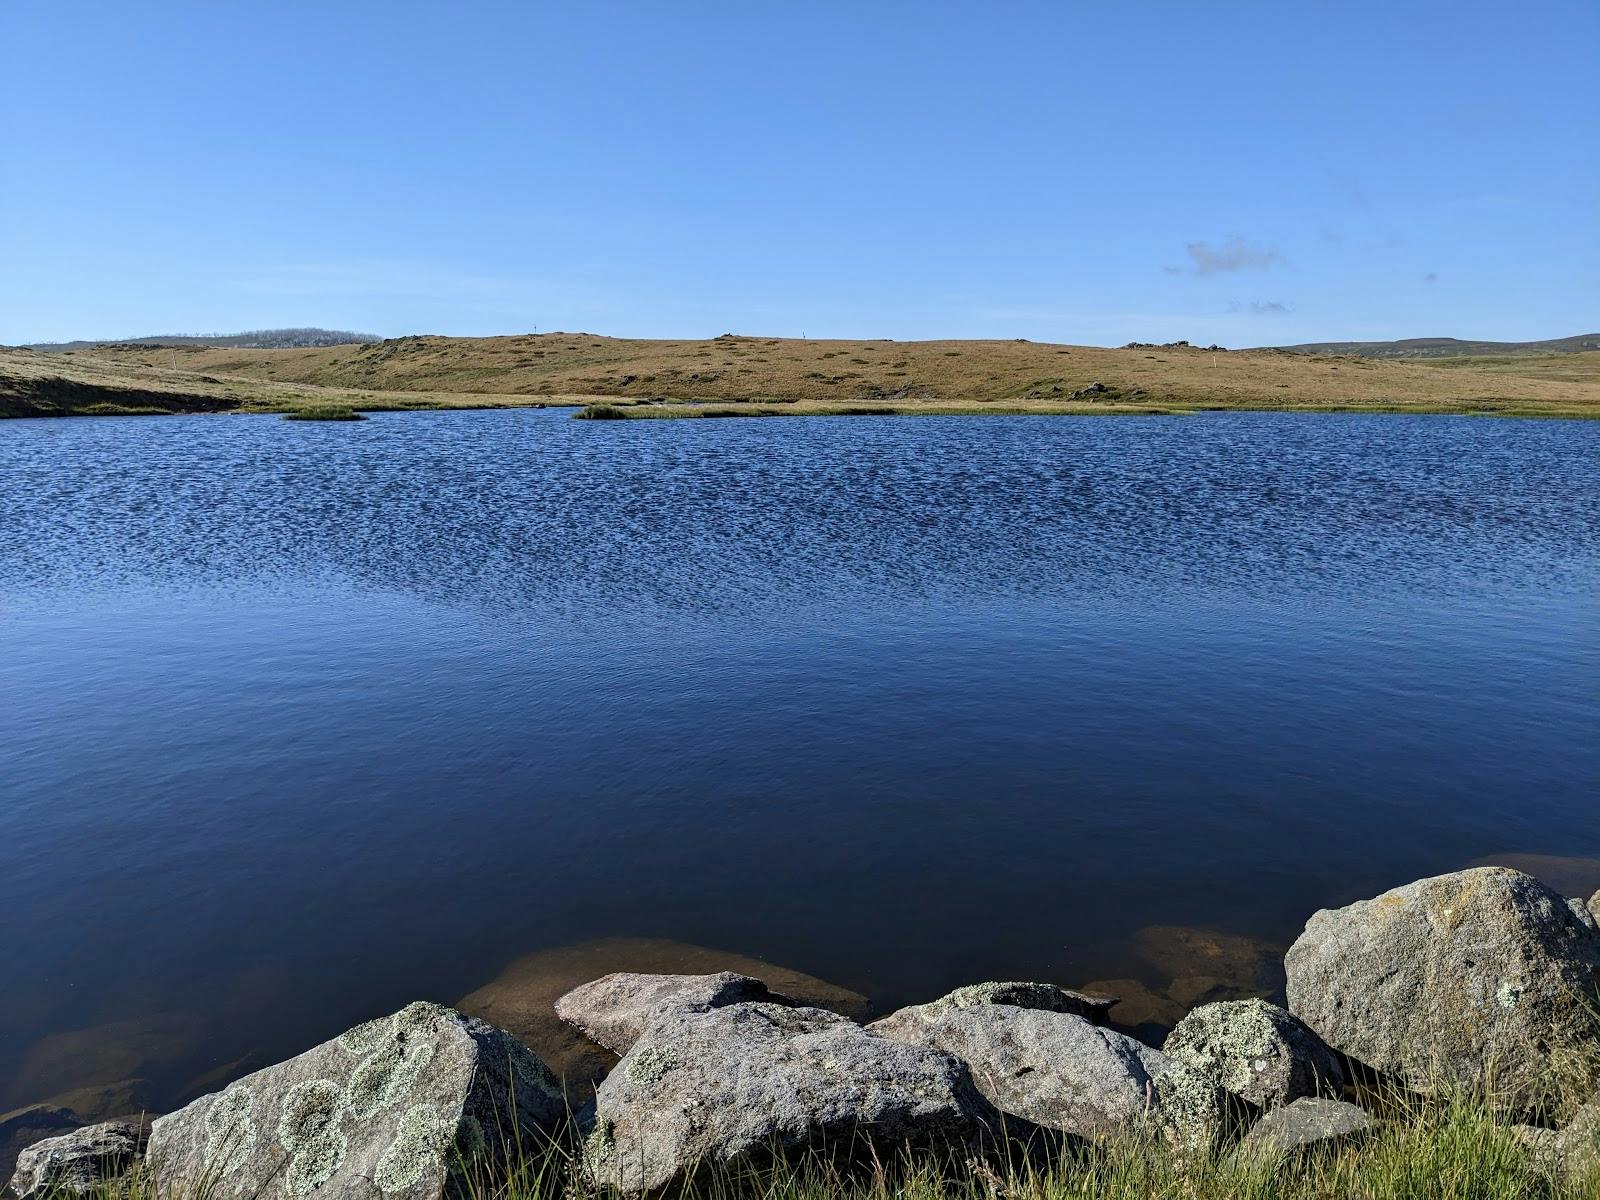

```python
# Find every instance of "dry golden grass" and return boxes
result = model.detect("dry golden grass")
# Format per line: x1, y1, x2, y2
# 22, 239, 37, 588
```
5, 334, 1599, 420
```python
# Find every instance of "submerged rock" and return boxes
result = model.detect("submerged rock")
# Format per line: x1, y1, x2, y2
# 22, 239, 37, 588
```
1133, 925, 1283, 996
1239, 1097, 1373, 1154
584, 1002, 999, 1194
457, 938, 868, 1096
867, 981, 1115, 1041
1285, 868, 1600, 1106
556, 972, 780, 1054
147, 1002, 565, 1200
6, 1016, 195, 1113
1077, 979, 1186, 1035
8, 1121, 146, 1197
1164, 999, 1344, 1109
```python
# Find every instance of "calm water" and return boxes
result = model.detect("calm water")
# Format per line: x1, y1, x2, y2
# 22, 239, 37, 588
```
2, 409, 1597, 1112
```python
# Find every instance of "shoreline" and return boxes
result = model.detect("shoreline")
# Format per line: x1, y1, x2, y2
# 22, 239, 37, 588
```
6, 396, 1600, 423
6, 865, 1599, 1197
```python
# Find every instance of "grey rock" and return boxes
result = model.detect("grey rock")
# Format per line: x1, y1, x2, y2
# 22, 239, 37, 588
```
871, 1002, 1165, 1138
555, 972, 778, 1054
1285, 868, 1600, 1105
9, 1121, 146, 1197
1510, 1101, 1600, 1180
1510, 1124, 1564, 1174
1591, 891, 1600, 927
1554, 1095, 1600, 1179
1239, 1097, 1373, 1153
1, 1107, 82, 1191
868, 982, 1115, 1041
584, 1002, 1000, 1194
1569, 897, 1598, 933
1164, 999, 1344, 1110
147, 1002, 565, 1200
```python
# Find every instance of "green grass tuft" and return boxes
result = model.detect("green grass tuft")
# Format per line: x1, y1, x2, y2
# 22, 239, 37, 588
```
282, 405, 366, 421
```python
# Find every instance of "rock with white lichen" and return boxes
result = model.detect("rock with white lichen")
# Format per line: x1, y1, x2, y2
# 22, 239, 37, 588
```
1285, 868, 1600, 1109
1164, 998, 1344, 1110
583, 1002, 1004, 1194
1590, 891, 1600, 927
867, 981, 1115, 1040
555, 972, 781, 1054
871, 1002, 1165, 1137
8, 1121, 147, 1197
146, 1002, 566, 1200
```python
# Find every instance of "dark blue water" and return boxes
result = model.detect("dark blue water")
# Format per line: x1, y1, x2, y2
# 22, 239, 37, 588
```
1, 409, 1597, 1112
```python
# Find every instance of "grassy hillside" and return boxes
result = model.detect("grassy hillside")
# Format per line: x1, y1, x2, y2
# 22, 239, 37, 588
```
27, 327, 380, 352
5, 334, 1599, 419
1270, 334, 1600, 359
0, 347, 558, 418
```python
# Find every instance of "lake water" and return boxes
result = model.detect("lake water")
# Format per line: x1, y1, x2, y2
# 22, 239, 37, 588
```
2, 409, 1597, 1116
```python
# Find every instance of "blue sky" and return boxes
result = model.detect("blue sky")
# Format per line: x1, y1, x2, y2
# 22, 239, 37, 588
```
3, 0, 1595, 347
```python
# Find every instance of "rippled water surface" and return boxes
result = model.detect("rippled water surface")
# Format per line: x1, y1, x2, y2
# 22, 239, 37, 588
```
2, 409, 1597, 1111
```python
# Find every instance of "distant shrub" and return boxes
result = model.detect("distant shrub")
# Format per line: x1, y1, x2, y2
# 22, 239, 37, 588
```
576, 404, 630, 420
283, 405, 365, 421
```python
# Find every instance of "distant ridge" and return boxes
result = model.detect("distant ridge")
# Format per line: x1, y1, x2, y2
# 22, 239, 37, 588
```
27, 327, 381, 352
1266, 334, 1600, 359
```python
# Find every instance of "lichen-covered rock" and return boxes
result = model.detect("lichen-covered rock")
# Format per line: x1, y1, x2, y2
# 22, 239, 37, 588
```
1164, 999, 1344, 1109
1570, 898, 1598, 933
8, 1121, 146, 1197
1285, 868, 1600, 1106
584, 1002, 1001, 1194
1239, 1097, 1373, 1154
1590, 891, 1600, 927
555, 972, 779, 1054
1151, 1061, 1245, 1153
871, 1002, 1170, 1138
147, 1002, 565, 1200
868, 982, 1115, 1041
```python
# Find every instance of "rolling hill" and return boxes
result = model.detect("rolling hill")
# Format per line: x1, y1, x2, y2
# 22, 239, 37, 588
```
1268, 334, 1600, 359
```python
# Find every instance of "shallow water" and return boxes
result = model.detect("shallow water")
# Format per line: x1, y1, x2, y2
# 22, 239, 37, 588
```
1, 409, 1597, 1111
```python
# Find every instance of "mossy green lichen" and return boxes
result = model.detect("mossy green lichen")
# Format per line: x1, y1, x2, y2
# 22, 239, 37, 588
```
285, 1125, 349, 1196
623, 1046, 680, 1089
203, 1086, 258, 1176
278, 1079, 344, 1150
338, 1017, 392, 1056
374, 1104, 455, 1194
583, 1119, 616, 1167
349, 1038, 437, 1120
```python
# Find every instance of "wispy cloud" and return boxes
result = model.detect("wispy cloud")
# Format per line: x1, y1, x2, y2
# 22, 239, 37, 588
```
1182, 238, 1284, 276
1228, 299, 1292, 315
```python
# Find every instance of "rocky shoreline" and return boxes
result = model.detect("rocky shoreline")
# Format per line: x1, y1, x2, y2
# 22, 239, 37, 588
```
8, 866, 1600, 1198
